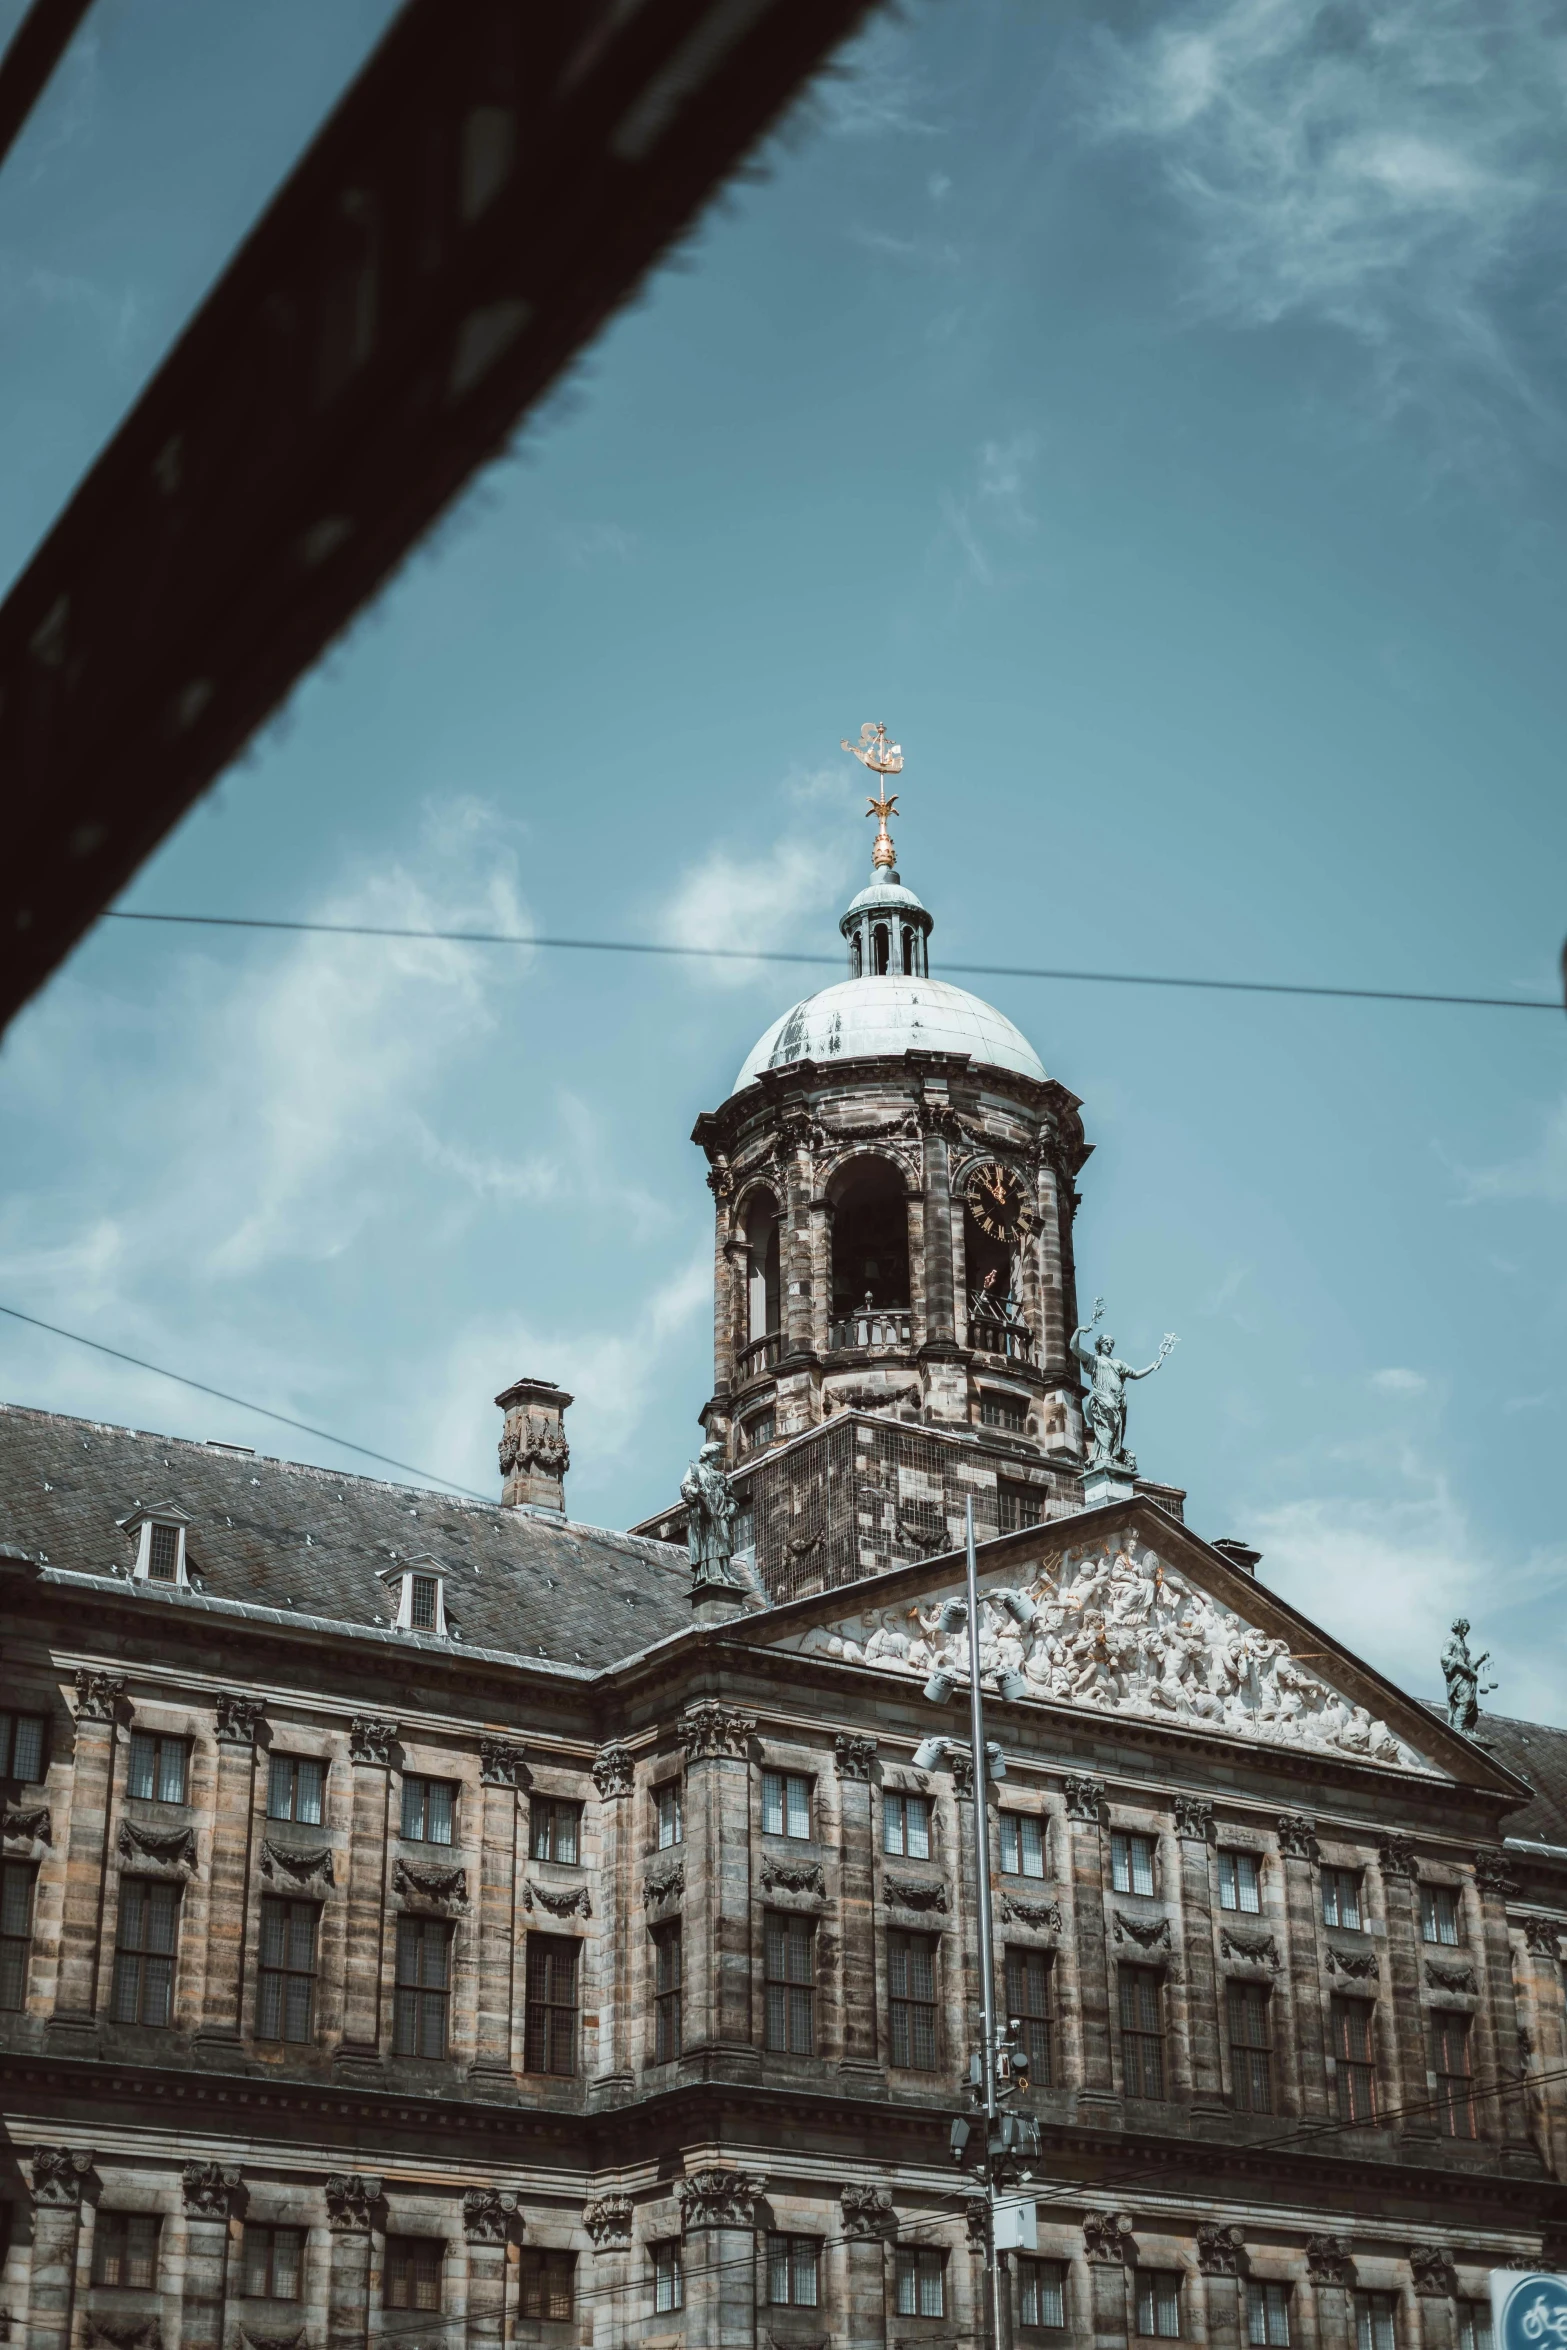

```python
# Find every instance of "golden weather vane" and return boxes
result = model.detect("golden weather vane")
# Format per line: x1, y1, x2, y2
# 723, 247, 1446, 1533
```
841, 721, 904, 871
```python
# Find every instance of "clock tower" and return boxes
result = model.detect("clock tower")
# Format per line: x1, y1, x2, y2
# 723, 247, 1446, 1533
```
646, 766, 1178, 1602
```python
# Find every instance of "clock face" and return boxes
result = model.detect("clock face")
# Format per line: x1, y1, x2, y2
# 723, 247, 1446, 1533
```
965, 1161, 1035, 1244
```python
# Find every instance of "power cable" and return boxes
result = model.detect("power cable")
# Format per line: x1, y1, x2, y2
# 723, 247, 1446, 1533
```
99, 910, 1563, 1016
0, 1301, 492, 1503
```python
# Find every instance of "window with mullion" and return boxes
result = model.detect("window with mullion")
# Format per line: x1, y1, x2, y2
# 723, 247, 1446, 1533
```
393, 1915, 451, 2058
652, 2241, 684, 2313
1001, 1813, 1046, 1878
1321, 1868, 1363, 1930
1355, 2293, 1398, 2350
266, 1755, 325, 1825
888, 1929, 938, 2071
767, 2234, 820, 2306
1218, 1851, 1262, 1914
1111, 1832, 1156, 1896
0, 1861, 35, 2010
92, 2211, 161, 2289
0, 1709, 46, 1782
1227, 1981, 1274, 2113
762, 1770, 813, 1840
1119, 1965, 1165, 2099
764, 1911, 816, 2055
257, 1897, 318, 2043
1331, 1997, 1378, 2125
242, 2224, 304, 2301
883, 1791, 930, 1859
1458, 2303, 1494, 2350
112, 1878, 180, 2026
128, 1731, 187, 1805
895, 2247, 946, 2317
521, 2251, 576, 2319
385, 2237, 443, 2312
1136, 2271, 1182, 2338
1432, 2011, 1475, 2138
400, 1775, 455, 1845
1005, 1945, 1052, 2089
1248, 2284, 1292, 2347
529, 1798, 581, 1865
655, 1781, 683, 1850
524, 1932, 579, 2075
652, 1920, 682, 2062
1019, 2259, 1066, 2329
1420, 1885, 1461, 1946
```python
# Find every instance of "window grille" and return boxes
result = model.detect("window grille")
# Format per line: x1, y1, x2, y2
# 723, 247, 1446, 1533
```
652, 1920, 682, 2062
393, 1916, 451, 2059
257, 1898, 318, 2043
655, 1781, 683, 1849
1218, 1852, 1262, 1913
1458, 2304, 1494, 2350
883, 1791, 930, 1859
652, 2242, 684, 2313
0, 1709, 46, 1781
529, 1798, 581, 1864
520, 2251, 576, 2320
92, 2211, 160, 2289
266, 1755, 324, 1825
764, 1912, 816, 2054
113, 1879, 179, 2026
1355, 2293, 1398, 2350
762, 1770, 813, 1839
744, 1411, 776, 1451
0, 1862, 35, 2009
148, 1521, 180, 1581
1119, 1965, 1165, 2099
1331, 1997, 1378, 2125
400, 1775, 455, 1845
1001, 1813, 1046, 1878
1136, 2272, 1182, 2337
1420, 1886, 1461, 1946
1248, 2284, 1292, 2346
242, 2224, 304, 2300
767, 2235, 821, 2306
1322, 1868, 1362, 1930
1111, 1832, 1156, 1896
524, 1933, 578, 2075
981, 1395, 1028, 1433
128, 1731, 187, 1805
386, 2238, 443, 2312
998, 1480, 1042, 1535
896, 2248, 946, 2317
1228, 1981, 1274, 2113
888, 1930, 939, 2070
1006, 1945, 1052, 2089
1432, 2011, 1475, 2137
1019, 2258, 1067, 2328
409, 1572, 440, 1630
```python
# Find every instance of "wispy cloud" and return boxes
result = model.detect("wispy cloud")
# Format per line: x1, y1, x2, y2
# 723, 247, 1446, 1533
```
660, 765, 862, 988
1371, 1366, 1427, 1395
941, 432, 1040, 587
1454, 1095, 1567, 1204
555, 521, 637, 568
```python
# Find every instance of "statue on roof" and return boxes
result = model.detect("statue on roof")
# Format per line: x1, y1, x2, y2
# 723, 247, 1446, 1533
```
1071, 1297, 1177, 1474
1441, 1617, 1496, 1734
681, 1442, 741, 1594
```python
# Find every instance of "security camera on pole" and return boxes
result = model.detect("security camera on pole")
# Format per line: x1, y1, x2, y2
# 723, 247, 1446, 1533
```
913, 1499, 1041, 2350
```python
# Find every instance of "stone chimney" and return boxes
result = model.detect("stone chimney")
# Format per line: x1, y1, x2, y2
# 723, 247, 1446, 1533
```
496, 1379, 573, 1517
1213, 1538, 1261, 1577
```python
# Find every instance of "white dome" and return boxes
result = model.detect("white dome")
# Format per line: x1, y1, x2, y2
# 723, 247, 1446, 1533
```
733, 977, 1047, 1093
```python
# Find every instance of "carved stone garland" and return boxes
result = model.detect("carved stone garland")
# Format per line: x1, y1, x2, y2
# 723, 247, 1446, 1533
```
2, 1802, 51, 1846
887, 1876, 949, 1915
1326, 1946, 1379, 1982
1113, 1911, 1171, 1953
643, 1861, 685, 1908
1221, 1927, 1282, 1972
1000, 1896, 1062, 1932
761, 1857, 825, 1898
117, 1819, 196, 1874
394, 1858, 469, 1909
1424, 1961, 1478, 1995
260, 1840, 334, 1891
524, 1881, 592, 1919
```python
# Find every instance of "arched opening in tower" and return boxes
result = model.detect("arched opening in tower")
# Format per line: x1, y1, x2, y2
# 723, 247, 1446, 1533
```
963, 1204, 1015, 1330
830, 1158, 911, 1324
872, 922, 891, 975
744, 1191, 782, 1344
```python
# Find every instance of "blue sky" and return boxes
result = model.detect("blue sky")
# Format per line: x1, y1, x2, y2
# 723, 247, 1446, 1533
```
2, 0, 1564, 1722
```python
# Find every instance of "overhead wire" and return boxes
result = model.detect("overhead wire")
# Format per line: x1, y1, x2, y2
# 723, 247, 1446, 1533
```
99, 909, 1563, 1016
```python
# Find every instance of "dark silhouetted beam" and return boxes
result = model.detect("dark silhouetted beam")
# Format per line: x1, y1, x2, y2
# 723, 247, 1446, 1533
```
0, 0, 94, 173
0, 0, 875, 1033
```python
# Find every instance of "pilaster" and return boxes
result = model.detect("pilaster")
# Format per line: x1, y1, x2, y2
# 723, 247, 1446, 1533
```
179, 2162, 240, 2350
334, 1718, 396, 2079
586, 2195, 635, 2350
1174, 1797, 1223, 2113
591, 1744, 636, 2095
473, 1740, 528, 2091
834, 1735, 883, 2083
25, 2148, 93, 2350
1065, 1779, 1117, 2119
47, 1671, 124, 2044
1376, 1843, 1434, 2138
1472, 1850, 1535, 2161
196, 1694, 264, 2050
1519, 1919, 1567, 2175
840, 2189, 893, 2350
463, 2188, 516, 2349
678, 1703, 757, 2069
326, 2173, 381, 2350
679, 2168, 763, 2350
1085, 2215, 1133, 2350
1279, 1813, 1330, 2116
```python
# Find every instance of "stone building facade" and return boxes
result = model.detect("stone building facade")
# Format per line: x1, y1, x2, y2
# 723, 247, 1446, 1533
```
1, 830, 1564, 2350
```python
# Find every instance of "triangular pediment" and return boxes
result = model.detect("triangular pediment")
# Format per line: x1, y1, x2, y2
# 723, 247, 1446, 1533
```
768, 1513, 1449, 1777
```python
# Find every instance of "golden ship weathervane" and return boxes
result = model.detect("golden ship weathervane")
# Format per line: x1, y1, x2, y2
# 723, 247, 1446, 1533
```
841, 720, 904, 871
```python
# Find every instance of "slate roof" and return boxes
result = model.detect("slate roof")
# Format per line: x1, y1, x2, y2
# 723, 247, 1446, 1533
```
0, 1401, 691, 1672
1468, 1710, 1567, 1849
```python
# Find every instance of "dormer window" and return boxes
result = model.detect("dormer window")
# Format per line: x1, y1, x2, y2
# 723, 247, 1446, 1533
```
382, 1558, 449, 1635
118, 1503, 193, 1588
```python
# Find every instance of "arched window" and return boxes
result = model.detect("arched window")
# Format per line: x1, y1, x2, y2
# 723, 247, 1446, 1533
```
851, 931, 863, 977
873, 924, 890, 975
744, 1193, 782, 1348
901, 924, 914, 974
830, 1159, 911, 1341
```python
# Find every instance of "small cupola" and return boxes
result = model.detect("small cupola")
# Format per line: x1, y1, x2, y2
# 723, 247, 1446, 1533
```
118, 1501, 193, 1587
836, 722, 932, 978
380, 1554, 450, 1635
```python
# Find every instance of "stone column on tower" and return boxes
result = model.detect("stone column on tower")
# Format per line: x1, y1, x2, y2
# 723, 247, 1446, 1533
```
495, 1377, 572, 1515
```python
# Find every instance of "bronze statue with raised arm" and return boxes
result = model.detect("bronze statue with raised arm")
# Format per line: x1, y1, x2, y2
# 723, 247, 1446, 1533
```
1071, 1296, 1177, 1473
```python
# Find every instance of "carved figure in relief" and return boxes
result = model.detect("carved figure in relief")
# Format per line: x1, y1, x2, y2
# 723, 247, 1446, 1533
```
1071, 1297, 1177, 1471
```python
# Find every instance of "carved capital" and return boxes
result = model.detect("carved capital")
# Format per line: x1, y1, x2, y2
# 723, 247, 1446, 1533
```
887, 1875, 949, 1914
1410, 2248, 1457, 2299
678, 1702, 755, 1762
1378, 1837, 1417, 1881
679, 2166, 766, 2233
74, 1669, 125, 1724
349, 1716, 398, 1767
951, 1752, 975, 1801
1277, 1811, 1317, 1860
463, 2187, 517, 2245
643, 1860, 685, 1908
1523, 1916, 1564, 1956
325, 2172, 381, 2231
30, 2145, 94, 2206
260, 1839, 334, 1891
1083, 2211, 1134, 2265
215, 1692, 266, 1746
1306, 2236, 1354, 2288
1474, 1846, 1518, 1897
835, 1733, 878, 1782
1197, 2223, 1245, 2278
1173, 1795, 1213, 1842
585, 2193, 634, 2247
117, 1818, 196, 1874
1062, 1775, 1105, 1823
840, 2184, 895, 2240
182, 2161, 242, 2220
593, 1743, 634, 1799
479, 1737, 530, 1789
394, 1857, 468, 1909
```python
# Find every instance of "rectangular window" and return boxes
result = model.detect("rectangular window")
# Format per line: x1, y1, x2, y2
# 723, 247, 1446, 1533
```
1332, 1997, 1378, 2126
652, 1920, 682, 2063
1322, 1868, 1363, 1931
1136, 2272, 1182, 2339
393, 1915, 451, 2059
1458, 2305, 1494, 2350
92, 2211, 160, 2289
0, 1710, 46, 1782
520, 2251, 576, 2320
767, 2235, 821, 2307
888, 1930, 939, 2071
1355, 2293, 1398, 2350
1020, 2258, 1067, 2329
147, 1521, 180, 1581
764, 1911, 816, 2055
257, 1898, 318, 2043
981, 1396, 1027, 1433
1420, 1886, 1461, 1946
653, 2241, 684, 2314
0, 1862, 35, 2010
524, 1933, 578, 2075
1248, 2284, 1292, 2347
744, 1411, 775, 1451
1111, 1831, 1156, 1896
655, 1781, 683, 1850
529, 1798, 581, 1865
999, 1481, 1042, 1535
386, 2237, 443, 2313
400, 1776, 455, 1845
1001, 1813, 1046, 1878
883, 1791, 931, 1859
1228, 1981, 1274, 2113
409, 1572, 440, 1630
1006, 1945, 1053, 2089
266, 1755, 325, 1825
128, 1731, 188, 1805
1218, 1851, 1262, 1914
112, 1879, 179, 2026
1432, 2011, 1475, 2138
1119, 1965, 1165, 2099
896, 2247, 946, 2318
242, 2224, 305, 2301
762, 1769, 813, 1840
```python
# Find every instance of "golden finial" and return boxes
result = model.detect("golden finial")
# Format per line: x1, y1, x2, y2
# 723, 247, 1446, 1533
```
841, 721, 904, 871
